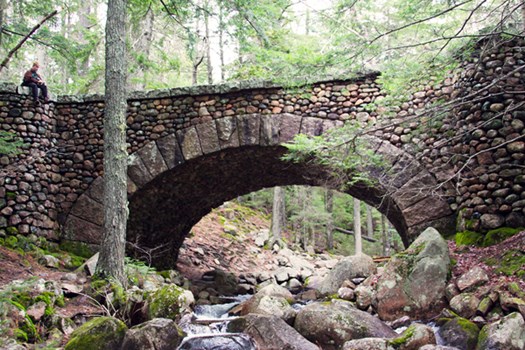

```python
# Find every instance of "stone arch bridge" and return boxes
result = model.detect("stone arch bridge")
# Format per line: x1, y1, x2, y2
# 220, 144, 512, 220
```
1, 39, 524, 268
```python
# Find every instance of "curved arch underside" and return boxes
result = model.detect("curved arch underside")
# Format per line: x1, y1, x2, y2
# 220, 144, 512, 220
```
64, 124, 454, 269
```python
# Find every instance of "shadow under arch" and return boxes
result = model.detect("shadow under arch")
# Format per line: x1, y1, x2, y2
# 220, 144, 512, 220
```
63, 115, 454, 269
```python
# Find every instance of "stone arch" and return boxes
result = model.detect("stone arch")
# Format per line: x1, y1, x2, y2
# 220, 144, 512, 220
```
63, 113, 454, 268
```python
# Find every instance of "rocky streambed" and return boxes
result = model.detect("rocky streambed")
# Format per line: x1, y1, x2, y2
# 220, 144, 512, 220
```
1, 226, 524, 349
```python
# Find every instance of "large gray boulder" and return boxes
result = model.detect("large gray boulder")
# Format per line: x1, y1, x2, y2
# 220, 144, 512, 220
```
228, 314, 318, 350
342, 323, 436, 350
476, 312, 525, 350
371, 227, 450, 321
294, 300, 396, 350
319, 254, 377, 295
120, 318, 184, 350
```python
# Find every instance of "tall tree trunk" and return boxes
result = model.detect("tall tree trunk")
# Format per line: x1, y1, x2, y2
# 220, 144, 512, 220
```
97, 0, 128, 286
0, 0, 7, 46
381, 214, 390, 256
353, 197, 362, 255
271, 186, 285, 248
219, 4, 225, 81
366, 204, 373, 238
325, 189, 334, 250
132, 6, 154, 90
78, 0, 93, 76
204, 0, 213, 84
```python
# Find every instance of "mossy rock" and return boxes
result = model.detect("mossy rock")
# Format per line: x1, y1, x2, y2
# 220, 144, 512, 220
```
64, 316, 127, 350
146, 285, 194, 321
455, 231, 483, 246
482, 227, 523, 247
439, 316, 479, 350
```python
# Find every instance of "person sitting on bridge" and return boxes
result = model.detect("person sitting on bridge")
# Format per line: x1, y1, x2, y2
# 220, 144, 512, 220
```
22, 61, 49, 105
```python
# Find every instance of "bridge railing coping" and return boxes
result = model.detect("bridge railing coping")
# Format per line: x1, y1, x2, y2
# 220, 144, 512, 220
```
0, 71, 380, 104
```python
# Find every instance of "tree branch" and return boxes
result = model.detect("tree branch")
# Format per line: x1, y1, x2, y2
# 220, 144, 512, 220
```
0, 10, 58, 73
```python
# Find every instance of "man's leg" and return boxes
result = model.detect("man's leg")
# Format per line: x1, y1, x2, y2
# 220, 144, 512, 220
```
39, 84, 49, 101
23, 82, 39, 101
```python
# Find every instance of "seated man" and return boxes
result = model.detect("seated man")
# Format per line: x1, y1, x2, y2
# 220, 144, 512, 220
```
22, 61, 49, 105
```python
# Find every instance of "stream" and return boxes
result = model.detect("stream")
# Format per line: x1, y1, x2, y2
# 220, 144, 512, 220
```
177, 295, 257, 350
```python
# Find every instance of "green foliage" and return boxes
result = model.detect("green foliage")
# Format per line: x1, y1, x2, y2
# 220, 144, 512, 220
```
282, 125, 386, 189
493, 250, 525, 279
0, 131, 24, 156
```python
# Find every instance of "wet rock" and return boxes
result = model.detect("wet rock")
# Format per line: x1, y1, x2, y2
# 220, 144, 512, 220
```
121, 318, 184, 350
228, 314, 318, 350
178, 333, 255, 350
294, 300, 396, 349
388, 323, 436, 350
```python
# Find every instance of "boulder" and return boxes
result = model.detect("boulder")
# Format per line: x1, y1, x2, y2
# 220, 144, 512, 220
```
146, 284, 194, 321
449, 293, 480, 319
213, 269, 239, 295
64, 316, 127, 350
372, 227, 450, 320
342, 338, 390, 350
456, 266, 488, 292
438, 317, 479, 350
476, 312, 525, 350
387, 323, 436, 350
319, 254, 376, 295
178, 334, 255, 350
419, 346, 462, 350
294, 300, 396, 349
120, 318, 184, 350
234, 283, 294, 322
228, 314, 318, 350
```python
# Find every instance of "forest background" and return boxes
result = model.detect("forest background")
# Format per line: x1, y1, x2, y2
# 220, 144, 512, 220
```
1, 0, 524, 257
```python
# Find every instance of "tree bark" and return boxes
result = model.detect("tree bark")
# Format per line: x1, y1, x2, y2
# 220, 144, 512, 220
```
366, 204, 373, 238
325, 189, 334, 250
271, 186, 285, 247
204, 0, 213, 84
219, 4, 225, 81
97, 0, 128, 286
0, 0, 7, 46
381, 214, 390, 256
353, 197, 362, 255
0, 10, 58, 73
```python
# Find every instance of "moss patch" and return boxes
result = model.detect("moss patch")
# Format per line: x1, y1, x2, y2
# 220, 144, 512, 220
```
482, 227, 523, 247
494, 250, 525, 279
388, 324, 415, 348
455, 231, 483, 246
59, 240, 95, 259
64, 316, 127, 350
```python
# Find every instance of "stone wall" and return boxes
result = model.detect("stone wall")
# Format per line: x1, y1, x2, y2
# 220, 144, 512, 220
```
1, 37, 524, 254
373, 37, 525, 231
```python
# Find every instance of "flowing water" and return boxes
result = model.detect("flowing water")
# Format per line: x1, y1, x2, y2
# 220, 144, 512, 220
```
177, 295, 257, 350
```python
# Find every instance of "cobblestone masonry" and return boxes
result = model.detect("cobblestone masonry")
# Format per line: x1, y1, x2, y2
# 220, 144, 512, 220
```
0, 37, 523, 268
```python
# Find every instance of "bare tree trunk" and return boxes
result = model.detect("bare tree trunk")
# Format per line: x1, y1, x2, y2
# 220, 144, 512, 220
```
132, 6, 154, 90
381, 214, 391, 256
0, 0, 7, 46
271, 186, 285, 248
366, 204, 373, 238
353, 197, 362, 255
78, 0, 93, 76
219, 4, 225, 81
325, 189, 334, 250
204, 0, 213, 84
97, 0, 128, 286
